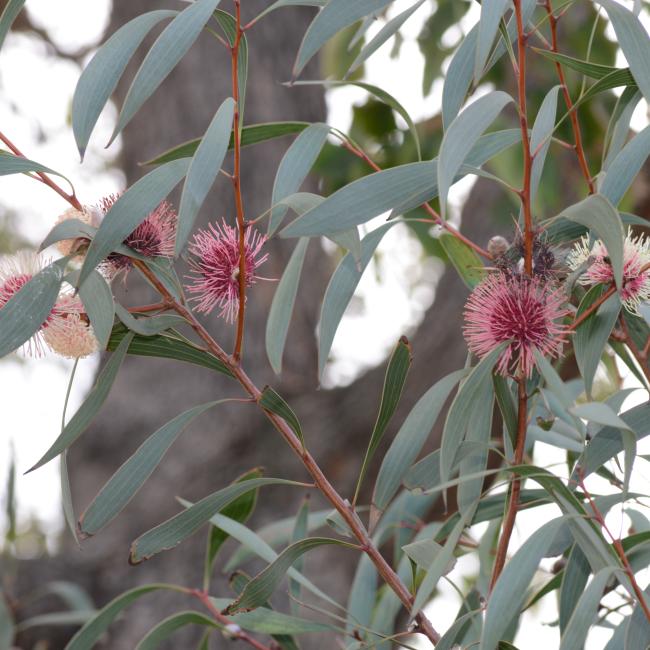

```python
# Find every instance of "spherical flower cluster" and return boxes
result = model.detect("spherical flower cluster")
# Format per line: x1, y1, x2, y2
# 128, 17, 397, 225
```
0, 251, 98, 359
463, 272, 570, 377
99, 195, 178, 277
567, 229, 650, 315
185, 219, 268, 323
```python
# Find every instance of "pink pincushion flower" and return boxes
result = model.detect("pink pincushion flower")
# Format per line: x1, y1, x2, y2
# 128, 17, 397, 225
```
185, 219, 268, 323
463, 272, 570, 377
567, 229, 650, 315
43, 294, 98, 359
99, 194, 177, 277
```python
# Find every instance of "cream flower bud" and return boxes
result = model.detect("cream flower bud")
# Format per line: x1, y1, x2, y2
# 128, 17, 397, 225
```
43, 294, 99, 359
55, 206, 101, 257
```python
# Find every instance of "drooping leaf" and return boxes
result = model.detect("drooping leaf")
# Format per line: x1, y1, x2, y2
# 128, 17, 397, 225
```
107, 323, 233, 376
259, 386, 305, 447
597, 0, 650, 104
0, 258, 65, 359
317, 223, 396, 377
437, 91, 512, 217
27, 333, 133, 473
79, 158, 190, 286
293, 0, 394, 77
72, 10, 177, 157
474, 0, 509, 82
601, 124, 650, 206
143, 122, 310, 166
372, 369, 467, 522
0, 589, 14, 650
480, 518, 566, 650
530, 86, 560, 206
110, 0, 222, 143
177, 97, 236, 254
0, 153, 72, 189
266, 237, 309, 374
603, 88, 642, 170
65, 585, 182, 650
79, 401, 222, 537
559, 545, 592, 634
251, 0, 327, 24
225, 537, 356, 614
534, 48, 625, 80
289, 497, 310, 614
557, 194, 625, 290
0, 0, 26, 53
135, 611, 219, 650
573, 286, 621, 397
354, 336, 413, 503
269, 123, 330, 235
114, 305, 186, 337
77, 270, 115, 349
129, 478, 306, 563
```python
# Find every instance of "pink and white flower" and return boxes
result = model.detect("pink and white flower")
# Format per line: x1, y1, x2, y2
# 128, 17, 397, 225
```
567, 229, 650, 315
185, 219, 268, 323
463, 272, 569, 377
43, 294, 99, 359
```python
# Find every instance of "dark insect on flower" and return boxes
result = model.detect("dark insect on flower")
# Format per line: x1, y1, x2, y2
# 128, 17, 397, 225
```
463, 272, 569, 377
99, 194, 178, 277
184, 219, 268, 323
494, 229, 556, 279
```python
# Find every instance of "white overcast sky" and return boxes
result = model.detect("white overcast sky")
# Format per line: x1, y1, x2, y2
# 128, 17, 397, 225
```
0, 2, 649, 647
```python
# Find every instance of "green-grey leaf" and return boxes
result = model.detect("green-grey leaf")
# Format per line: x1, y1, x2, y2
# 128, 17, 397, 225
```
601, 124, 650, 206
65, 584, 181, 650
136, 611, 219, 650
474, 0, 509, 82
130, 478, 306, 563
252, 0, 327, 24
573, 286, 621, 397
225, 537, 356, 613
439, 232, 485, 288
115, 304, 186, 337
270, 123, 329, 235
440, 345, 505, 485
0, 152, 72, 188
438, 91, 512, 218
530, 86, 560, 205
570, 402, 633, 431
72, 10, 177, 157
259, 387, 305, 447
110, 0, 222, 143
292, 80, 422, 160
372, 369, 466, 519
0, 259, 64, 358
143, 121, 310, 166
560, 569, 617, 650
348, 0, 426, 77
0, 0, 26, 53
79, 402, 221, 537
79, 158, 190, 286
28, 333, 133, 473
354, 337, 412, 503
559, 544, 591, 634
557, 194, 625, 289
77, 270, 115, 349
266, 238, 309, 374
480, 518, 565, 650
177, 97, 235, 254
597, 0, 650, 104
0, 589, 14, 650
318, 223, 396, 377
293, 0, 394, 77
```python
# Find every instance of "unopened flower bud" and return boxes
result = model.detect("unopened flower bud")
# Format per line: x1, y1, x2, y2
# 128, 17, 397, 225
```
487, 235, 509, 259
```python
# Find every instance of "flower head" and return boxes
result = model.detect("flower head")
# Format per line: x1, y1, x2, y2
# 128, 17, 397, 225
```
99, 195, 177, 277
54, 205, 102, 257
185, 219, 268, 322
567, 229, 650, 315
43, 294, 99, 359
463, 272, 569, 377
0, 251, 48, 355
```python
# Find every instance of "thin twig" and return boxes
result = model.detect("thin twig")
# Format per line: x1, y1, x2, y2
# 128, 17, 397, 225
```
568, 284, 616, 331
542, 0, 596, 194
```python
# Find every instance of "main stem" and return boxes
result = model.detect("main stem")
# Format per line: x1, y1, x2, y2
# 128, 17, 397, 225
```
489, 378, 528, 592
514, 0, 534, 275
543, 0, 595, 194
231, 0, 247, 362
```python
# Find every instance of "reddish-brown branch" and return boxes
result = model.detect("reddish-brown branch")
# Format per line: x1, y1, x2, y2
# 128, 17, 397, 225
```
578, 475, 650, 624
132, 261, 441, 645
341, 141, 493, 261
569, 284, 617, 331
0, 130, 82, 210
513, 0, 534, 275
127, 301, 170, 314
231, 0, 247, 363
489, 378, 528, 592
191, 589, 272, 650
542, 1, 596, 194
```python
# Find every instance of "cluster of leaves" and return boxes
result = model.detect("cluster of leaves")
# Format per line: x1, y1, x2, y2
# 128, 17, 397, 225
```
1, 0, 650, 649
